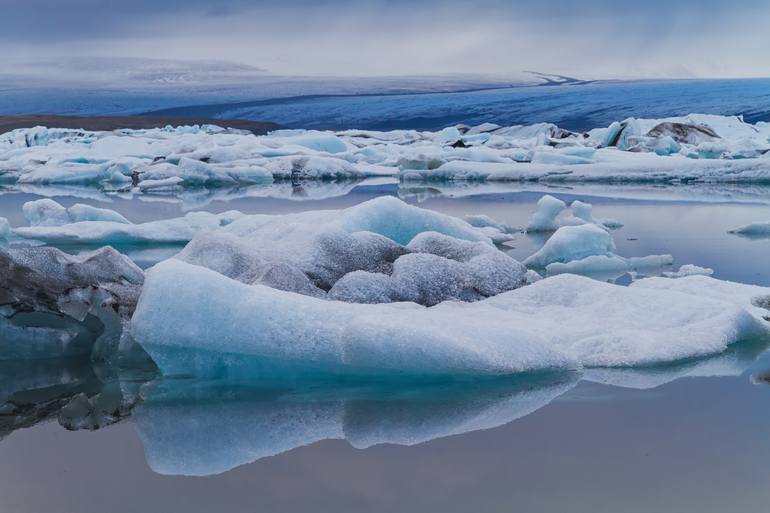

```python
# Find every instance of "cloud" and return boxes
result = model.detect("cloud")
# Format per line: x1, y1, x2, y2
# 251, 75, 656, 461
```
3, 0, 770, 78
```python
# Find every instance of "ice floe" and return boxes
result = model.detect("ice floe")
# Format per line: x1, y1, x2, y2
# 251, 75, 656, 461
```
523, 220, 671, 278
525, 195, 622, 233
663, 264, 715, 278
10, 199, 244, 246
131, 259, 769, 380
2, 114, 770, 192
729, 220, 770, 237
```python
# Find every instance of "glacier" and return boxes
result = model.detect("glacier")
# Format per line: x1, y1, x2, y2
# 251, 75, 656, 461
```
1, 114, 770, 193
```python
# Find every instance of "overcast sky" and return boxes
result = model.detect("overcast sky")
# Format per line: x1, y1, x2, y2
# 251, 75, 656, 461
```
3, 0, 769, 78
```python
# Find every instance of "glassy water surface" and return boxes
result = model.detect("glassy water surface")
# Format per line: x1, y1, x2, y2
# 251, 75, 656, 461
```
2, 181, 770, 512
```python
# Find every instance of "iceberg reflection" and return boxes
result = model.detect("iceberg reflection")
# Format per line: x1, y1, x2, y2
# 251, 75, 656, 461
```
132, 334, 770, 477
133, 373, 578, 476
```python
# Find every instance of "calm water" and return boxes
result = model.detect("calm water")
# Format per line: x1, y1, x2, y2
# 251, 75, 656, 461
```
2, 183, 770, 512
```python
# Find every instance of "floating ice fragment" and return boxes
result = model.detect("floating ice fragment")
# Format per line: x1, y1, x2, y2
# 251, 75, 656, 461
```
729, 220, 770, 237
663, 264, 715, 278
524, 224, 615, 268
23, 199, 130, 226
526, 195, 567, 232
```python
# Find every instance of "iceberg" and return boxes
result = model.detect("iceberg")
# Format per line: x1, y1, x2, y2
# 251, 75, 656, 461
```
0, 245, 143, 319
2, 114, 770, 192
522, 204, 671, 279
526, 195, 567, 232
10, 199, 244, 246
0, 217, 9, 243
729, 220, 770, 238
130, 260, 769, 380
23, 198, 131, 226
524, 224, 616, 268
525, 195, 621, 233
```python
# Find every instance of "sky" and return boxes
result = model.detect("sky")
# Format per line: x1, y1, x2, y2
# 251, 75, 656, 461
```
3, 0, 770, 79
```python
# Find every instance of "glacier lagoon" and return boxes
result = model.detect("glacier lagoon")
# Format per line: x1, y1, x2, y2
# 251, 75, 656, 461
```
2, 180, 770, 512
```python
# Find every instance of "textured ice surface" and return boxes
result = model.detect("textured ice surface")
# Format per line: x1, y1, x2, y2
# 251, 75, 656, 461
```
131, 260, 769, 380
632, 275, 770, 323
328, 233, 527, 305
2, 114, 770, 191
0, 246, 143, 318
176, 196, 519, 302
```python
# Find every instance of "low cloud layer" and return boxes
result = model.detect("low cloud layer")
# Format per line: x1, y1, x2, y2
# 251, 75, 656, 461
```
4, 0, 769, 78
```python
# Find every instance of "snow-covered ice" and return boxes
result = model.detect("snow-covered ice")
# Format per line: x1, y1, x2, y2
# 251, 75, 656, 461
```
175, 197, 522, 302
2, 114, 770, 192
131, 258, 769, 380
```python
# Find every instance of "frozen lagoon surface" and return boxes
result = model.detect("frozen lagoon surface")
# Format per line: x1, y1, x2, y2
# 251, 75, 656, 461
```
2, 180, 770, 512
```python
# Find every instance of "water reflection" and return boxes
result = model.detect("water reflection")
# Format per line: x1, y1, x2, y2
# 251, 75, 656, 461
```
1, 332, 768, 477
131, 334, 770, 477
132, 373, 578, 476
4, 181, 770, 214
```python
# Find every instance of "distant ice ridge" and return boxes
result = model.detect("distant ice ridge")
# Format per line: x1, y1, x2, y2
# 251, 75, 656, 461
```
1, 114, 769, 189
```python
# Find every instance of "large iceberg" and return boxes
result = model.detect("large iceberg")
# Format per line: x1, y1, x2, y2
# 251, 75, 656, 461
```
2, 114, 770, 191
131, 259, 769, 380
